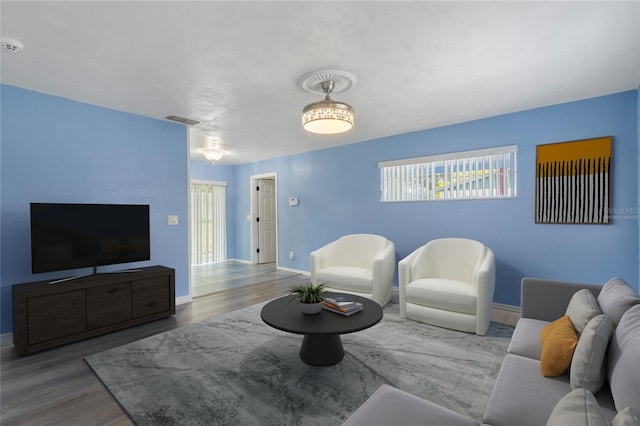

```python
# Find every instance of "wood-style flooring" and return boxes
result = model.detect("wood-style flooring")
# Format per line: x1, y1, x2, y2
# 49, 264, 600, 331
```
0, 262, 308, 426
191, 261, 301, 297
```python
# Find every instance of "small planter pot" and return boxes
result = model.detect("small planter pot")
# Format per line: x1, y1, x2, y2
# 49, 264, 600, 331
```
299, 302, 323, 315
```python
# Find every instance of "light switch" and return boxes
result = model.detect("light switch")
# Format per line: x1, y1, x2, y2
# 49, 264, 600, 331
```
168, 215, 179, 225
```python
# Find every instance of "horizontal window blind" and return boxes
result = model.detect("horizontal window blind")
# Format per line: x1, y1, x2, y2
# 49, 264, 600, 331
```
379, 145, 518, 202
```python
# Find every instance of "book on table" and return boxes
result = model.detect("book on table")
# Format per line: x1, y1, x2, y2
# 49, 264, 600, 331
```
322, 297, 363, 316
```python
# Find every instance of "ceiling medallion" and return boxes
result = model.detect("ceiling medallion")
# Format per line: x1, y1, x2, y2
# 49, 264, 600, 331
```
298, 70, 356, 135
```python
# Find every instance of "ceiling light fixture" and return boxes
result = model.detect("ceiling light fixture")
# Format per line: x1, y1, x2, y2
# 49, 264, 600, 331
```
201, 147, 224, 164
299, 70, 356, 135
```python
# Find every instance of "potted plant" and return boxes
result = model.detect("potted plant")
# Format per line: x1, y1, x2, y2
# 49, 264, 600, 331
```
289, 283, 327, 314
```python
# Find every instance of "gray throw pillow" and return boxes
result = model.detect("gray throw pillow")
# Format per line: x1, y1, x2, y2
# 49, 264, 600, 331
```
546, 388, 607, 426
612, 407, 640, 426
607, 304, 640, 414
570, 314, 614, 393
565, 289, 602, 335
597, 277, 640, 326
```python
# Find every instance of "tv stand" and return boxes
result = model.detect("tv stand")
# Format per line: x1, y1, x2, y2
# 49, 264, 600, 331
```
12, 265, 175, 356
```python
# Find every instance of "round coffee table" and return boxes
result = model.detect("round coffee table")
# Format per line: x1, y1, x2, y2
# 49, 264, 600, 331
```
260, 292, 383, 366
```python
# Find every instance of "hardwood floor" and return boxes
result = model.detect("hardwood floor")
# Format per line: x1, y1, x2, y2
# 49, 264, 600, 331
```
191, 261, 301, 297
0, 262, 308, 426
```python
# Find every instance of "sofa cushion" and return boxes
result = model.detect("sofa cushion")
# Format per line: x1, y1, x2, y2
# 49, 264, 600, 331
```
507, 318, 546, 360
607, 304, 640, 414
405, 278, 476, 314
570, 314, 614, 393
611, 407, 640, 426
546, 388, 607, 426
597, 277, 640, 326
342, 384, 481, 426
483, 354, 573, 426
539, 316, 578, 377
565, 289, 602, 335
315, 267, 372, 293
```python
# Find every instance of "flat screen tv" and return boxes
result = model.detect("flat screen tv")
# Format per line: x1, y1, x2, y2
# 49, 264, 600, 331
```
30, 203, 150, 274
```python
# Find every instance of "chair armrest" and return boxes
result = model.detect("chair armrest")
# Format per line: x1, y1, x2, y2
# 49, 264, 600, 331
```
371, 240, 396, 303
398, 246, 424, 286
521, 277, 602, 321
310, 240, 338, 284
398, 245, 425, 317
474, 248, 496, 335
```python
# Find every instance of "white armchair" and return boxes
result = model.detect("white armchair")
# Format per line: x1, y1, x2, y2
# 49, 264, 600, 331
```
399, 238, 495, 335
310, 234, 395, 307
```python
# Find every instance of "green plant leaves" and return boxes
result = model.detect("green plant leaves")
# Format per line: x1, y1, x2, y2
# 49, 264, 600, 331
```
288, 283, 326, 304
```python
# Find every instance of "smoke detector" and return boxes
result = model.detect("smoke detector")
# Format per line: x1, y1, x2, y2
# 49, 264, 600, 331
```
2, 39, 24, 53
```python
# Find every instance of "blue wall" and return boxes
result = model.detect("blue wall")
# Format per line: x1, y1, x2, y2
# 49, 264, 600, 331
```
0, 85, 190, 333
233, 91, 639, 306
190, 160, 236, 259
1, 85, 637, 334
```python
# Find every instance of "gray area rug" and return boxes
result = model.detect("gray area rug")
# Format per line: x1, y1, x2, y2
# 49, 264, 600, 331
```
86, 302, 513, 425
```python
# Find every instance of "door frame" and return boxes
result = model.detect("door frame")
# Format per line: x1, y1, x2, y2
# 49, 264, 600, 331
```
250, 172, 278, 265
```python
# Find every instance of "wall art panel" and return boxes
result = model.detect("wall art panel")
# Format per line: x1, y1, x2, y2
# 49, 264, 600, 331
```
535, 137, 612, 224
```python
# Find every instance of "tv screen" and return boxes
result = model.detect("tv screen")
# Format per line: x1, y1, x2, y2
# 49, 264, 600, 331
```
30, 203, 150, 274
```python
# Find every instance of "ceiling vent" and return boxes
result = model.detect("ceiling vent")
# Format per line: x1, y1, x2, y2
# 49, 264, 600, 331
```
1, 39, 24, 53
166, 115, 200, 126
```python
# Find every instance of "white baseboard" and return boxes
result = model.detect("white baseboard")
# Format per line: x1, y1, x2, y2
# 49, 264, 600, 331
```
176, 295, 193, 305
225, 259, 309, 276
277, 266, 310, 276
493, 302, 521, 312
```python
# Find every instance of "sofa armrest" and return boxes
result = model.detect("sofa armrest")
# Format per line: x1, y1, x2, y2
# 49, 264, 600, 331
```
342, 384, 480, 426
521, 277, 602, 321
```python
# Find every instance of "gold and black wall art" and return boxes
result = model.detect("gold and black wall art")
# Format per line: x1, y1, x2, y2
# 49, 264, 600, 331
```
535, 137, 612, 224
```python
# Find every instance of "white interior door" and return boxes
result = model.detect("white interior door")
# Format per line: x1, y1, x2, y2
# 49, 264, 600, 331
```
257, 178, 276, 263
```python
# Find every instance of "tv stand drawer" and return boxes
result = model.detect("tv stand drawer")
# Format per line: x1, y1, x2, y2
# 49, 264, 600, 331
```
12, 265, 175, 356
27, 290, 86, 345
87, 283, 133, 329
133, 277, 171, 318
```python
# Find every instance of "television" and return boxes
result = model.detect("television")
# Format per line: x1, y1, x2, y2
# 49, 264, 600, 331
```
30, 203, 151, 274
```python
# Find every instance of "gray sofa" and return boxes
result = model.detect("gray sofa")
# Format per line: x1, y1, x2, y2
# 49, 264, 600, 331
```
343, 277, 640, 425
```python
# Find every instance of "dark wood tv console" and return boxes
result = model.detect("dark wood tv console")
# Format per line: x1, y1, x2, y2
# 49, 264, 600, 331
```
12, 265, 175, 356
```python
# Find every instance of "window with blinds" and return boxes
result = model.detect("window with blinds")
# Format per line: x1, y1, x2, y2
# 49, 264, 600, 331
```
379, 145, 518, 202
190, 181, 227, 265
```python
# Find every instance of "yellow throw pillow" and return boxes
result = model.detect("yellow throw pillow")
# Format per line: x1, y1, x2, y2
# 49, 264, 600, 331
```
540, 315, 579, 377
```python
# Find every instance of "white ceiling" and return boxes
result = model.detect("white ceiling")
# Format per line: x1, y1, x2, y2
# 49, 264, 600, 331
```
1, 1, 639, 165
